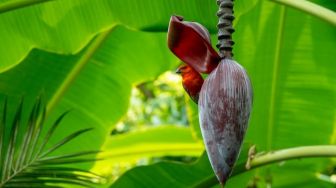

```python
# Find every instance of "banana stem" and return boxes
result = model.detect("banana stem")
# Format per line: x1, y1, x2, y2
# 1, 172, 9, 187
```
271, 0, 336, 26
193, 145, 336, 188
216, 0, 235, 58
246, 145, 336, 168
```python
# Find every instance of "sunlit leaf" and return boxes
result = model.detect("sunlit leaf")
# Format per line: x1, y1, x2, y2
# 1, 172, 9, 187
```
0, 26, 177, 163
92, 126, 203, 176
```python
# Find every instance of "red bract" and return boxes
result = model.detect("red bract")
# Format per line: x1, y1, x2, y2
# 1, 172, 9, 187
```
176, 64, 204, 104
167, 15, 220, 74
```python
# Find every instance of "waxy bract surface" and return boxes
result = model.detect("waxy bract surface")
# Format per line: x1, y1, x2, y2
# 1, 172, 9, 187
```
199, 59, 252, 184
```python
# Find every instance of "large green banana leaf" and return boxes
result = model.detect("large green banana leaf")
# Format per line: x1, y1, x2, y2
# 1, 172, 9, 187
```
0, 0, 254, 72
0, 0, 335, 187
0, 26, 178, 158
111, 154, 333, 188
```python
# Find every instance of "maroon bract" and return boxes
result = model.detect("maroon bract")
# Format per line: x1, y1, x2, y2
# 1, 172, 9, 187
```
168, 15, 220, 74
199, 58, 252, 184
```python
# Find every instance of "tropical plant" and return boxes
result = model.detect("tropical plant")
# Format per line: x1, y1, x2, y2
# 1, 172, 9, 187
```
0, 0, 335, 187
0, 97, 102, 187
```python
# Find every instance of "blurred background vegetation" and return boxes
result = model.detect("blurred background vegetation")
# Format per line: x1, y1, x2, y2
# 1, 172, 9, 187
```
0, 0, 335, 187
112, 72, 188, 134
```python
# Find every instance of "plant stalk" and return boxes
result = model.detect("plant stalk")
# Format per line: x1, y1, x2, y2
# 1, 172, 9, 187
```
245, 145, 336, 171
193, 145, 336, 188
272, 0, 336, 26
216, 0, 235, 58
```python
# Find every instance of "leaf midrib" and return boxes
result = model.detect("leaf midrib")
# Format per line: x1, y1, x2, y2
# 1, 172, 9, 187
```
0, 160, 35, 186
267, 6, 286, 150
46, 28, 114, 117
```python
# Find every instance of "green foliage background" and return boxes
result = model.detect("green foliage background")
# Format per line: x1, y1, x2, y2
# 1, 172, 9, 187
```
0, 0, 335, 187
